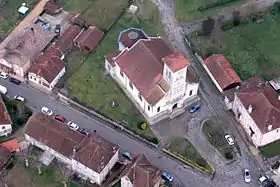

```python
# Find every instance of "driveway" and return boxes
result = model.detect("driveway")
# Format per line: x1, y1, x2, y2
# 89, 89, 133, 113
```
0, 79, 214, 187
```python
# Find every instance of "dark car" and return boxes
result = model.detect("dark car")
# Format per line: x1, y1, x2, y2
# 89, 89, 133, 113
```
78, 128, 90, 135
54, 24, 61, 37
9, 77, 21, 85
53, 115, 66, 123
188, 102, 201, 113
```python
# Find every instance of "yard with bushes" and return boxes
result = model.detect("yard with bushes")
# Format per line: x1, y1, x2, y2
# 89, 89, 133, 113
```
0, 0, 39, 37
260, 140, 280, 158
66, 0, 162, 142
188, 9, 280, 80
167, 137, 213, 174
174, 0, 245, 23
202, 120, 235, 161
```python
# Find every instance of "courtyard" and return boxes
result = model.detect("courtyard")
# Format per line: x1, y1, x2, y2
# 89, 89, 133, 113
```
188, 10, 280, 80
66, 0, 162, 141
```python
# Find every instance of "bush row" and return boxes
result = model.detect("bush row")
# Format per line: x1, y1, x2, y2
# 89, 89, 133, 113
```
198, 0, 240, 12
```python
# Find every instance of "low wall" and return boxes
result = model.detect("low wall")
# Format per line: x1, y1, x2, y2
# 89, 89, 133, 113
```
57, 92, 159, 148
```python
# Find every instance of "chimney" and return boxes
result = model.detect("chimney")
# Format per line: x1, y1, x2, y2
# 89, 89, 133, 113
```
30, 27, 34, 35
268, 125, 272, 131
248, 105, 253, 113
235, 86, 240, 90
278, 95, 280, 101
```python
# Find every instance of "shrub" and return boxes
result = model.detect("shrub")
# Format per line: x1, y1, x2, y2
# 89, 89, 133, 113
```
139, 122, 147, 130
198, 0, 240, 11
196, 158, 207, 167
224, 152, 233, 160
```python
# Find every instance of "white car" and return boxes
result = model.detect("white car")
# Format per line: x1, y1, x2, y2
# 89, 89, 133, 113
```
0, 72, 8, 79
41, 106, 53, 116
14, 95, 25, 102
225, 134, 234, 146
244, 169, 252, 183
67, 121, 79, 131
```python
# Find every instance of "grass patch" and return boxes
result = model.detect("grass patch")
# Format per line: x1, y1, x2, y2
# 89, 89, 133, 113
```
66, 0, 162, 142
188, 12, 280, 80
260, 140, 280, 158
174, 0, 245, 23
202, 120, 235, 160
0, 0, 39, 37
57, 0, 129, 30
167, 137, 213, 172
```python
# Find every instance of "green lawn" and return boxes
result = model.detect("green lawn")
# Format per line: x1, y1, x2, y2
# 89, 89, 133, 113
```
66, 0, 162, 142
188, 12, 280, 80
0, 0, 39, 37
174, 0, 246, 23
167, 137, 213, 172
260, 140, 280, 158
57, 0, 129, 30
202, 120, 235, 160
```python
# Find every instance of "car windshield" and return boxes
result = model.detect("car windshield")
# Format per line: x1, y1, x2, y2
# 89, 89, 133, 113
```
245, 171, 249, 176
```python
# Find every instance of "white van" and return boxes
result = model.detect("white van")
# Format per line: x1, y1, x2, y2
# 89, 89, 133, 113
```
0, 85, 7, 95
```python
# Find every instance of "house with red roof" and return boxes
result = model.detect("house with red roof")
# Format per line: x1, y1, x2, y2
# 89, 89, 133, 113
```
0, 96, 12, 137
105, 28, 199, 124
224, 75, 280, 147
203, 54, 241, 92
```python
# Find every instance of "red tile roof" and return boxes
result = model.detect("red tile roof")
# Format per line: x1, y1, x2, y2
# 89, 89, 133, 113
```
0, 139, 19, 152
44, 44, 64, 58
119, 28, 148, 49
56, 25, 82, 53
0, 97, 12, 125
225, 76, 280, 133
204, 54, 241, 90
29, 52, 65, 83
105, 51, 120, 67
76, 26, 104, 52
25, 114, 119, 173
162, 52, 189, 72
120, 154, 161, 187
115, 38, 173, 105
43, 1, 60, 14
0, 146, 12, 169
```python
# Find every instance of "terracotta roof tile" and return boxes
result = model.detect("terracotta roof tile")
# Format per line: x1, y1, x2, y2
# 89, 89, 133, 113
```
162, 51, 189, 72
105, 51, 120, 67
204, 54, 241, 90
115, 38, 173, 105
120, 154, 161, 187
25, 114, 119, 173
119, 28, 148, 49
0, 97, 12, 125
43, 1, 60, 14
56, 25, 82, 53
0, 146, 12, 169
76, 26, 104, 52
0, 139, 19, 152
29, 53, 65, 83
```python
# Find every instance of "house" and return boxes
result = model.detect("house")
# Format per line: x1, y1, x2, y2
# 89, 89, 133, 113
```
224, 76, 280, 147
28, 44, 65, 91
0, 97, 12, 137
75, 26, 104, 52
119, 154, 161, 187
56, 25, 82, 54
0, 24, 56, 79
43, 1, 61, 15
105, 28, 199, 124
203, 54, 241, 92
0, 139, 20, 152
24, 114, 119, 185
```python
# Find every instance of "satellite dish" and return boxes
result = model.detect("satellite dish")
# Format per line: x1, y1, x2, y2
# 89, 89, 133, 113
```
128, 31, 139, 40
22, 3, 27, 6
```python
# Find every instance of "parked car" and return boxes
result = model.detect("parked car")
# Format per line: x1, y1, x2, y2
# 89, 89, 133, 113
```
78, 128, 90, 135
225, 134, 234, 146
188, 102, 201, 113
9, 77, 21, 85
162, 171, 174, 182
121, 151, 133, 161
41, 106, 53, 116
258, 175, 269, 184
54, 24, 61, 36
244, 169, 252, 183
0, 85, 7, 95
53, 115, 66, 123
67, 121, 79, 131
0, 72, 8, 79
13, 95, 25, 102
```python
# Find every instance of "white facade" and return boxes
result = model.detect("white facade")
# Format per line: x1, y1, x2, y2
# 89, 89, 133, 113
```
229, 95, 280, 147
0, 124, 12, 137
25, 133, 119, 185
28, 67, 65, 91
120, 175, 160, 187
105, 59, 199, 122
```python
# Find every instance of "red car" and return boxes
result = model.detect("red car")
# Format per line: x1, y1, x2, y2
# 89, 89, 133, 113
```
53, 115, 66, 123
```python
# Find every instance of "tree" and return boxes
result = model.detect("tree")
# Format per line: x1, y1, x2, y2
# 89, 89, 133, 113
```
57, 162, 72, 187
0, 168, 9, 187
23, 146, 42, 175
202, 17, 215, 37
232, 11, 241, 26
139, 122, 147, 130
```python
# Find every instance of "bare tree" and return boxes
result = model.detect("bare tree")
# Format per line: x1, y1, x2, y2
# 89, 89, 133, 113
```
23, 146, 42, 175
0, 168, 9, 187
202, 17, 215, 37
57, 162, 72, 187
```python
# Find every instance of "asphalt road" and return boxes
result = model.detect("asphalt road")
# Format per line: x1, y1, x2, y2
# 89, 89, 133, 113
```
0, 79, 216, 187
